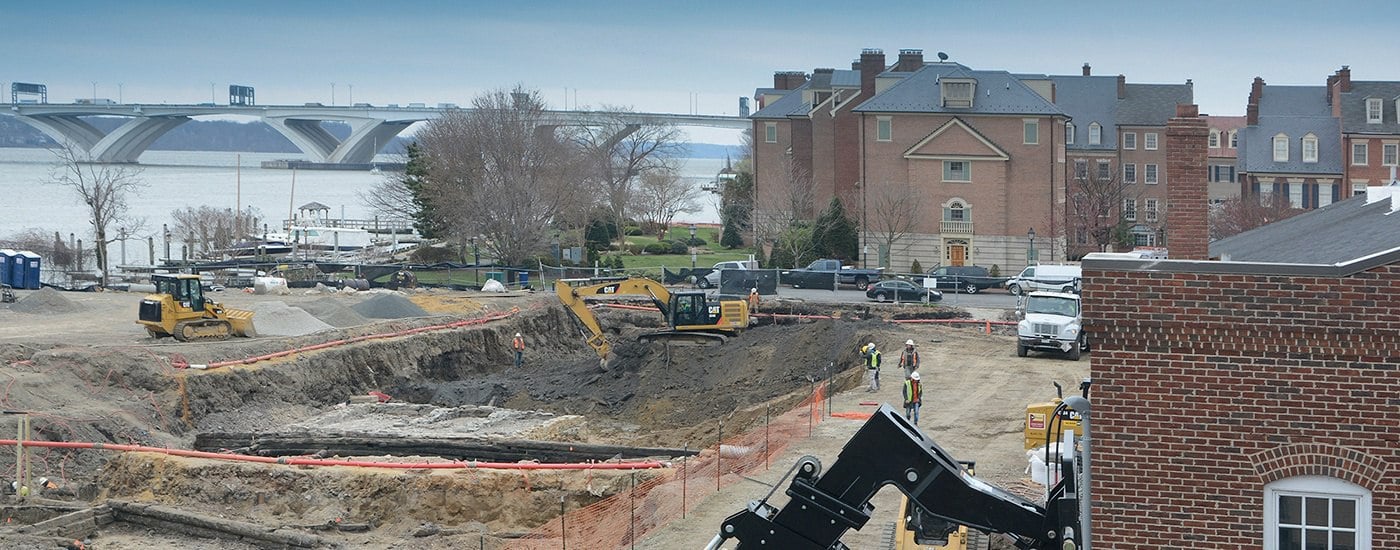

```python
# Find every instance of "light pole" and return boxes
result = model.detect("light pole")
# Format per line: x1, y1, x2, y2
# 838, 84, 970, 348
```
117, 82, 123, 104
689, 224, 698, 269
91, 81, 97, 103
348, 84, 353, 105
1027, 227, 1037, 265
163, 224, 171, 262
331, 82, 336, 106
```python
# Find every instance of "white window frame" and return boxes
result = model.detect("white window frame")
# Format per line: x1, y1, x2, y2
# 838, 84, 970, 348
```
1352, 182, 1368, 196
1352, 142, 1368, 166
1383, 143, 1399, 166
940, 79, 976, 108
1123, 163, 1137, 184
1023, 119, 1039, 145
1263, 476, 1371, 550
1122, 132, 1136, 150
1289, 183, 1304, 208
1303, 134, 1319, 164
764, 122, 777, 143
1065, 122, 1075, 144
942, 160, 971, 182
1209, 129, 1221, 148
1318, 183, 1334, 208
1122, 198, 1136, 221
1229, 129, 1239, 149
1145, 198, 1158, 222
1144, 132, 1158, 150
1366, 98, 1382, 124
1145, 163, 1159, 184
1088, 123, 1102, 146
877, 117, 892, 142
1274, 133, 1290, 162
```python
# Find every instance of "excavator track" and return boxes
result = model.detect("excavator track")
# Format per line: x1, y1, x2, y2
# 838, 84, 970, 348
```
172, 319, 233, 342
638, 331, 728, 347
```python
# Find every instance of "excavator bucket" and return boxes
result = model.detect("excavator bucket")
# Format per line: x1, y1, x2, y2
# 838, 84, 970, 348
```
222, 308, 258, 337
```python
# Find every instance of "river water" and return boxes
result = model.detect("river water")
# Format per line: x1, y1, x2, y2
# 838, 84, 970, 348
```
0, 148, 724, 265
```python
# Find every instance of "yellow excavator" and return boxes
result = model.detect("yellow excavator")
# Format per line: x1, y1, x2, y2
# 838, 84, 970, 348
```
554, 277, 749, 362
137, 274, 257, 341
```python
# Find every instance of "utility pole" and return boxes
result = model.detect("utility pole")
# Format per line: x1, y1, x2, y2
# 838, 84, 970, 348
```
331, 82, 336, 106
348, 84, 353, 105
118, 82, 123, 104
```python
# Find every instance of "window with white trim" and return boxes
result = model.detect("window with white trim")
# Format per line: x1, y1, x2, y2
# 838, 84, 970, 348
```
1384, 143, 1398, 166
1144, 198, 1158, 222
1089, 123, 1102, 145
1131, 225, 1154, 246
943, 160, 970, 182
1145, 163, 1159, 184
1229, 129, 1239, 148
1123, 163, 1137, 183
1274, 133, 1290, 162
943, 200, 968, 221
1209, 129, 1221, 148
1122, 132, 1136, 150
1122, 198, 1137, 221
1144, 132, 1158, 150
764, 122, 777, 143
1289, 183, 1304, 208
1074, 159, 1087, 180
1366, 98, 1382, 123
1264, 476, 1370, 550
940, 79, 976, 108
1352, 142, 1368, 165
1065, 122, 1075, 144
1318, 183, 1334, 208
1097, 160, 1111, 180
877, 117, 892, 142
1303, 134, 1319, 163
1353, 182, 1367, 196
1023, 119, 1039, 145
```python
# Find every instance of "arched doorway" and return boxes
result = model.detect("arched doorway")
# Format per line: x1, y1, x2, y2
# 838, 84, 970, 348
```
944, 239, 969, 266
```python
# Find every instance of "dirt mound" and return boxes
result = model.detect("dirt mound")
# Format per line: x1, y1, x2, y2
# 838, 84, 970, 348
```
295, 297, 370, 327
353, 293, 429, 319
248, 301, 335, 336
12, 287, 82, 314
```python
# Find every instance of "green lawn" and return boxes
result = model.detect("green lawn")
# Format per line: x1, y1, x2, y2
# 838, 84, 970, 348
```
617, 251, 752, 270
624, 226, 723, 246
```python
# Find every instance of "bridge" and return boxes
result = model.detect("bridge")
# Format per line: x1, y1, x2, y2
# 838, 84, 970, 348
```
0, 102, 749, 165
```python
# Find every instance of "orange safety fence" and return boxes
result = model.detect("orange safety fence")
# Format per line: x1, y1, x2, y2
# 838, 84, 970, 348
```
508, 381, 829, 549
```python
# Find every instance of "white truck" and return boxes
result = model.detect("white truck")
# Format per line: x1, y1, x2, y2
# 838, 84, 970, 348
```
697, 260, 751, 289
1016, 291, 1087, 360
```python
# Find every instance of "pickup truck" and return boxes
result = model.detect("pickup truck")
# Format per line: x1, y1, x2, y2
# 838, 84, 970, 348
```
921, 265, 1009, 294
781, 259, 882, 290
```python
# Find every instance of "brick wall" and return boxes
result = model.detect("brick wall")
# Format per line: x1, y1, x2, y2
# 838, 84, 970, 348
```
1165, 104, 1209, 259
1082, 262, 1400, 548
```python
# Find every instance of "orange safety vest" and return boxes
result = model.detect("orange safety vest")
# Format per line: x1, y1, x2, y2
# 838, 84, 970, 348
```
512, 336, 525, 351
903, 379, 922, 405
900, 349, 919, 368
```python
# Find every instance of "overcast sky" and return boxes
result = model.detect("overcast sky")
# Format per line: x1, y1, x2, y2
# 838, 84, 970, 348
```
8, 0, 1398, 144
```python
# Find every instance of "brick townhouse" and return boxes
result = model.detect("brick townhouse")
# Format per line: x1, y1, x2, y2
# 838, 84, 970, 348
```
1081, 106, 1400, 547
1205, 114, 1246, 203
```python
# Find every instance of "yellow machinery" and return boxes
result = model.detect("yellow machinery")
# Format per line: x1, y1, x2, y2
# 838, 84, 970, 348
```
137, 274, 256, 341
1024, 380, 1089, 450
894, 461, 983, 550
555, 277, 749, 361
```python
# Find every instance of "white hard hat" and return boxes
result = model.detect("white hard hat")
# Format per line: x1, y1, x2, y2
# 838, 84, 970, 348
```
905, 339, 914, 346
910, 371, 920, 380
868, 342, 875, 349
515, 333, 522, 337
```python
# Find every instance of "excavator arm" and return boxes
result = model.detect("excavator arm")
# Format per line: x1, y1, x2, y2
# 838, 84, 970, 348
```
710, 405, 1085, 550
554, 278, 673, 361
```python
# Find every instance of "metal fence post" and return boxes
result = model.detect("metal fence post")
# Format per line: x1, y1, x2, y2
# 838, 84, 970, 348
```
630, 472, 636, 550
681, 444, 688, 519
716, 420, 722, 491
559, 495, 566, 550
765, 406, 770, 470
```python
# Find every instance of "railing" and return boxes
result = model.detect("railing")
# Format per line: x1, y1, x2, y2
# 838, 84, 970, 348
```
281, 218, 415, 233
940, 220, 974, 234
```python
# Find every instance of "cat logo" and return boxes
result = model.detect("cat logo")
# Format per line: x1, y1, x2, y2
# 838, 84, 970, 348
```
599, 284, 619, 294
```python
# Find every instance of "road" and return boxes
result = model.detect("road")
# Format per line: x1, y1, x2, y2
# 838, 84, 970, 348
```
774, 286, 1019, 309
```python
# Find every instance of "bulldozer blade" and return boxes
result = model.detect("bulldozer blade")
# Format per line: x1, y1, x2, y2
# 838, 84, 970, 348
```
223, 308, 257, 338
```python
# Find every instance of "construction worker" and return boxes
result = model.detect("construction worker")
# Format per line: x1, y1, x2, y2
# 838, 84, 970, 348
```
748, 287, 760, 313
512, 332, 526, 368
903, 371, 923, 425
898, 339, 920, 379
863, 342, 882, 392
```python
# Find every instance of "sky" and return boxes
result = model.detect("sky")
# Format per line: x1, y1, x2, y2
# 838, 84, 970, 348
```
8, 0, 1400, 144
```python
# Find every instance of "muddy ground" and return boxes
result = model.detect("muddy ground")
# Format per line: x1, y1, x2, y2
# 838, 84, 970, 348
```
0, 285, 1086, 549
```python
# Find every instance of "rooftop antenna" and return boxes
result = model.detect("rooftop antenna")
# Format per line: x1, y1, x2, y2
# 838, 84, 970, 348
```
937, 52, 949, 62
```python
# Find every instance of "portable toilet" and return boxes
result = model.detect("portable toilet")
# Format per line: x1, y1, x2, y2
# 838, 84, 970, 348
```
18, 251, 41, 289
0, 249, 13, 287
9, 251, 27, 290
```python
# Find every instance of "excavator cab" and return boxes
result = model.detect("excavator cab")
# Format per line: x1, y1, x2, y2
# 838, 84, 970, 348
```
138, 274, 256, 342
669, 292, 713, 327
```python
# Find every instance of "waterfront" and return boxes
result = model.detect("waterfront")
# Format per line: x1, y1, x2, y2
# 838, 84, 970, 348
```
0, 148, 725, 265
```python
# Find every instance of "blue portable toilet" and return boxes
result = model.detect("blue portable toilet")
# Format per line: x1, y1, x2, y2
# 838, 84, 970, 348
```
0, 249, 13, 287
18, 251, 41, 289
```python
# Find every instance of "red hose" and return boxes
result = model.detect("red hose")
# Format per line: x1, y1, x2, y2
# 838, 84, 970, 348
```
0, 440, 666, 471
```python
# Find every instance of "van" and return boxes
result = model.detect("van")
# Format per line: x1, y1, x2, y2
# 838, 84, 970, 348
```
1006, 264, 1080, 296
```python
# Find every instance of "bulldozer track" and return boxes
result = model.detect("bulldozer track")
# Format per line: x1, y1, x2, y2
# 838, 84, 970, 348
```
172, 319, 233, 342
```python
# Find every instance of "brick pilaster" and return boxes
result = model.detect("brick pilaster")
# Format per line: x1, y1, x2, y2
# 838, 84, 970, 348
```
1165, 104, 1209, 259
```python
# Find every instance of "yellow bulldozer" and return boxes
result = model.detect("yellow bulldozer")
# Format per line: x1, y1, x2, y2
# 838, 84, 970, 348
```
137, 274, 256, 341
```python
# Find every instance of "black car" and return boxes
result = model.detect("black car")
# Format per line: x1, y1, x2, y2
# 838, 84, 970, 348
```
866, 280, 942, 303
922, 265, 1009, 294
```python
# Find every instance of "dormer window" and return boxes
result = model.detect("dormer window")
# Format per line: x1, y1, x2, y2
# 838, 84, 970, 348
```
1228, 129, 1238, 149
1088, 123, 1102, 146
1209, 129, 1221, 148
1273, 133, 1289, 162
1065, 122, 1075, 144
940, 78, 976, 108
1302, 133, 1318, 163
1367, 98, 1383, 123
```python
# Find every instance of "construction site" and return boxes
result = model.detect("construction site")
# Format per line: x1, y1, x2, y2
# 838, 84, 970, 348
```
0, 282, 1088, 549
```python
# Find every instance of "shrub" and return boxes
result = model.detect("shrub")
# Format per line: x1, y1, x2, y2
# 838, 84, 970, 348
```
721, 224, 744, 249
623, 243, 644, 255
624, 226, 644, 236
669, 240, 689, 255
643, 242, 671, 255
989, 264, 1001, 277
909, 259, 924, 274
687, 237, 708, 246
411, 245, 457, 263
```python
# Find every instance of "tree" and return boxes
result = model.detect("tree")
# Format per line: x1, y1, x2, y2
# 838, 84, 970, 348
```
570, 106, 684, 246
629, 161, 701, 240
168, 205, 264, 256
866, 181, 922, 268
754, 156, 817, 266
49, 142, 147, 286
719, 168, 753, 249
1208, 193, 1306, 241
360, 142, 444, 238
1066, 165, 1138, 254
813, 197, 858, 260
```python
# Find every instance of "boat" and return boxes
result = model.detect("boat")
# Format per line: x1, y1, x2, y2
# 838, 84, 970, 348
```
286, 226, 374, 252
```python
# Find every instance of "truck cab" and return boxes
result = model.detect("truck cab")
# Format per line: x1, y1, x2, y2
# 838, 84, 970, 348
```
1015, 291, 1087, 360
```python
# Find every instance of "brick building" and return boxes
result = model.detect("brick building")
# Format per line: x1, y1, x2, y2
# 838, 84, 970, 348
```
1205, 114, 1246, 203
1082, 184, 1400, 547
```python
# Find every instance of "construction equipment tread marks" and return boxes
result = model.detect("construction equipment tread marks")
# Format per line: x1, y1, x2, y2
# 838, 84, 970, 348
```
638, 331, 727, 346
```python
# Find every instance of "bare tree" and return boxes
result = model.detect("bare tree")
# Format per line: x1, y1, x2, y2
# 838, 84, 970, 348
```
866, 182, 922, 268
415, 86, 588, 265
570, 106, 685, 244
1066, 163, 1139, 254
0, 229, 81, 270
630, 161, 702, 240
49, 142, 147, 286
1208, 193, 1305, 241
754, 156, 818, 267
169, 205, 264, 256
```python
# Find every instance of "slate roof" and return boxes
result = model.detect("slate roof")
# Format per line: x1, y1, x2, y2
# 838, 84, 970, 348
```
1118, 83, 1193, 125
1209, 190, 1400, 264
831, 69, 861, 88
750, 81, 813, 119
1239, 85, 1342, 174
854, 64, 1063, 116
1048, 76, 1119, 150
1340, 81, 1400, 133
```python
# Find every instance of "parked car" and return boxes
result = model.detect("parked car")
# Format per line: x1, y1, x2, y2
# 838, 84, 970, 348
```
782, 259, 883, 290
866, 280, 942, 303
698, 261, 749, 289
1006, 264, 1081, 296
922, 265, 1008, 294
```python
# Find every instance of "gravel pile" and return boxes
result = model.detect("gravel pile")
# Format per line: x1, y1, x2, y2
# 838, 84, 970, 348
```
352, 293, 428, 319
247, 301, 335, 336
12, 288, 82, 314
295, 297, 370, 328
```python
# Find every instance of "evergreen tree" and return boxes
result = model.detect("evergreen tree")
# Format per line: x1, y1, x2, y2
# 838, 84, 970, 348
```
402, 143, 445, 239
813, 197, 858, 260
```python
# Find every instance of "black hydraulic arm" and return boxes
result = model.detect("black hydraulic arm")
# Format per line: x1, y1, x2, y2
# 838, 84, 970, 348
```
711, 405, 1081, 550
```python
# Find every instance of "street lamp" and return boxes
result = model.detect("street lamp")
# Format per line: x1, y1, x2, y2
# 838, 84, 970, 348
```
689, 224, 698, 268
1027, 227, 1037, 265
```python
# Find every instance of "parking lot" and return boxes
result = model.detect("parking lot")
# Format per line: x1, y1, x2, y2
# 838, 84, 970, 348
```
774, 285, 1020, 309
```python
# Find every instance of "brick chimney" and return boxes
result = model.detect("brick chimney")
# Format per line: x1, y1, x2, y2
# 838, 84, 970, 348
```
1247, 77, 1265, 125
1082, 63, 1091, 76
773, 71, 807, 91
1117, 75, 1126, 99
852, 59, 860, 70
1165, 104, 1210, 260
1338, 66, 1352, 92
860, 48, 886, 100
896, 49, 924, 72
1330, 66, 1351, 117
